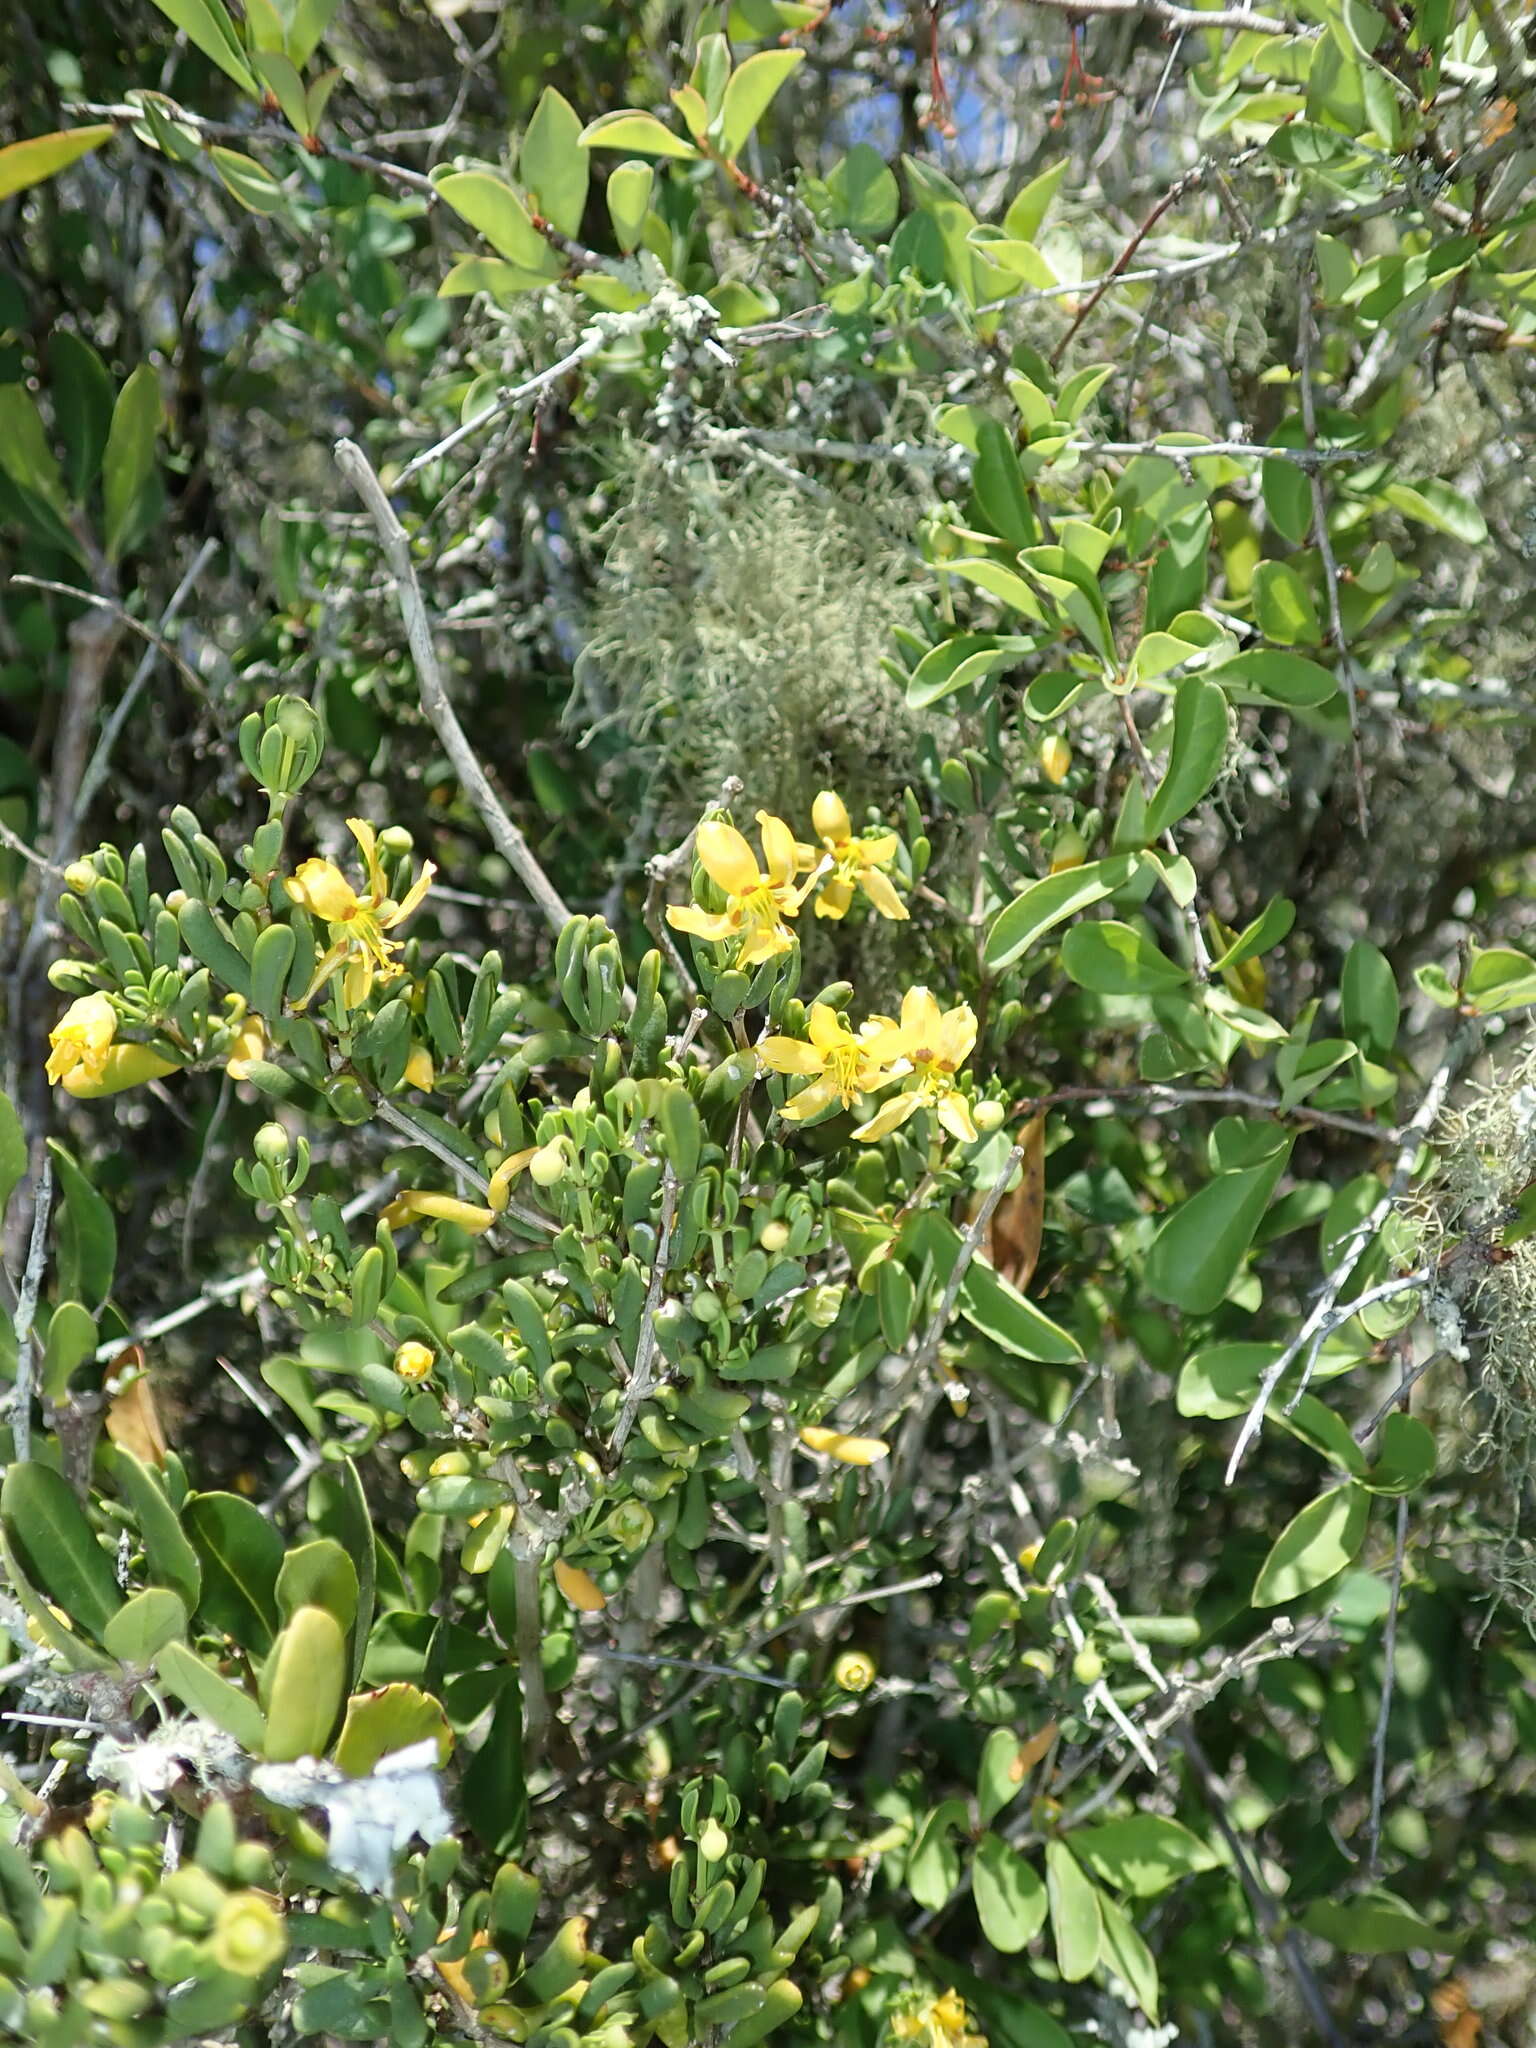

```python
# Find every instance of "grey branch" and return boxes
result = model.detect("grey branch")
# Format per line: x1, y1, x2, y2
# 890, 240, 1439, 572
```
335, 437, 572, 937
1027, 0, 1300, 30
10, 1159, 53, 1465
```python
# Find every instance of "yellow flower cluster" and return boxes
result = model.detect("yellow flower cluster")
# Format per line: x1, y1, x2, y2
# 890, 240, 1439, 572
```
666, 792, 907, 968
759, 986, 979, 1143
46, 994, 178, 1099
285, 817, 435, 1009
890, 1990, 986, 2048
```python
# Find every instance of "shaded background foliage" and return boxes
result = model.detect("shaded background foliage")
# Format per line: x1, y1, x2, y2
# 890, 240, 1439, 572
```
2, 1, 1536, 2045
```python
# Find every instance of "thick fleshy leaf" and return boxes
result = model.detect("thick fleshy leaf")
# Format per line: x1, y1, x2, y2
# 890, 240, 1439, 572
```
184, 1491, 284, 1652
578, 111, 700, 160
1070, 1815, 1218, 1896
719, 49, 805, 158
101, 364, 162, 563
1143, 676, 1230, 838
1045, 1840, 1101, 1981
1, 1461, 123, 1645
984, 855, 1142, 971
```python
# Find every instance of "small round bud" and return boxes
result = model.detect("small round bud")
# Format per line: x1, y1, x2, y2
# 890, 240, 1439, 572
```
608, 1500, 655, 1553
1072, 1646, 1105, 1686
691, 1287, 726, 1324
273, 696, 321, 744
1039, 735, 1072, 785
393, 1340, 434, 1383
253, 1122, 291, 1169
378, 826, 415, 856
529, 1140, 568, 1187
63, 860, 96, 894
834, 1650, 877, 1693
973, 1100, 1006, 1133
698, 1818, 729, 1861
164, 888, 189, 913
758, 1219, 791, 1253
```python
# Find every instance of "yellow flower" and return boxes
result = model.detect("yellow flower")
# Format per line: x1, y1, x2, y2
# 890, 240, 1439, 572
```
62, 1045, 181, 1098
225, 1016, 266, 1080
286, 818, 435, 1009
381, 1188, 497, 1235
402, 1044, 435, 1092
209, 1890, 286, 1978
854, 988, 979, 1144
667, 813, 805, 967
393, 1340, 435, 1382
890, 1990, 985, 2048
804, 790, 908, 922
757, 1002, 894, 1122
799, 1426, 890, 1466
46, 993, 117, 1088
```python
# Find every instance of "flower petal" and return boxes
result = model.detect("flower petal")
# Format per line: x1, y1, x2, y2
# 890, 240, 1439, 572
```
62, 1044, 179, 1098
857, 830, 899, 866
812, 790, 851, 845
858, 868, 909, 921
383, 861, 436, 931
738, 925, 794, 967
813, 876, 855, 920
936, 1091, 978, 1144
852, 1091, 923, 1142
936, 1001, 979, 1067
667, 903, 737, 943
695, 820, 760, 899
757, 811, 798, 888
900, 986, 943, 1044
757, 1035, 822, 1075
780, 1074, 842, 1121
382, 1190, 497, 1235
486, 1147, 539, 1210
799, 1425, 889, 1466
806, 1002, 850, 1053
287, 858, 359, 924
346, 817, 386, 900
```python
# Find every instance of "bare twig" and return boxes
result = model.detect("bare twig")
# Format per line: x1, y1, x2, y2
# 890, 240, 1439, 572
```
1008, 1079, 1385, 1141
392, 334, 606, 488
1028, 0, 1299, 31
65, 98, 438, 197
610, 1163, 680, 1458
10, 1160, 53, 1466
335, 438, 572, 936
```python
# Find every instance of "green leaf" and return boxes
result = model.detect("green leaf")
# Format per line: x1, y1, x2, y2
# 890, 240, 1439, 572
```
824, 142, 898, 237
102, 1587, 187, 1666
1070, 1815, 1219, 1896
462, 1677, 527, 1857
41, 1300, 97, 1404
1300, 1888, 1453, 1954
1209, 897, 1295, 973
324, 1455, 377, 1688
719, 49, 805, 158
1464, 946, 1536, 1015
287, 0, 341, 64
0, 1088, 26, 1227
1253, 558, 1323, 645
973, 418, 1038, 548
1060, 922, 1189, 995
907, 1799, 969, 1910
1208, 649, 1338, 707
1099, 1894, 1159, 2018
984, 855, 1142, 971
276, 1539, 359, 1634
210, 146, 286, 215
1044, 1840, 1100, 1981
606, 160, 654, 251
184, 1491, 284, 1653
0, 384, 69, 511
1382, 478, 1486, 545
945, 557, 1046, 620
578, 111, 700, 160
1261, 450, 1313, 545
1145, 1133, 1292, 1314
978, 1726, 1032, 1827
1340, 940, 1399, 1055
521, 87, 588, 238
0, 1461, 123, 1645
49, 332, 114, 499
0, 126, 116, 203
46, 1140, 116, 1311
1364, 1411, 1437, 1496
101, 364, 162, 563
147, 0, 259, 92
974, 1834, 1048, 1952
251, 48, 310, 134
1003, 159, 1068, 243
1144, 676, 1230, 837
111, 1449, 201, 1611
263, 1605, 347, 1762
334, 1682, 454, 1776
1252, 1481, 1371, 1606
907, 634, 1031, 709
156, 1638, 266, 1751
432, 171, 561, 274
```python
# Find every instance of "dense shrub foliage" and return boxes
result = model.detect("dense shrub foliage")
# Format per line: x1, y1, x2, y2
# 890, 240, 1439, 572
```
2, 2, 1536, 2044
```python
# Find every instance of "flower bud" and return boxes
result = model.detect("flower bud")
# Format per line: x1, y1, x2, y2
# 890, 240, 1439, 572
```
758, 1219, 791, 1253
834, 1650, 877, 1693
972, 1100, 1006, 1133
697, 1818, 729, 1861
209, 1891, 286, 1977
253, 1123, 291, 1169
63, 860, 96, 894
378, 826, 415, 856
393, 1340, 434, 1383
1039, 735, 1072, 785
529, 1140, 569, 1187
1048, 825, 1088, 875
608, 1500, 655, 1553
164, 888, 189, 913
1072, 1645, 1105, 1685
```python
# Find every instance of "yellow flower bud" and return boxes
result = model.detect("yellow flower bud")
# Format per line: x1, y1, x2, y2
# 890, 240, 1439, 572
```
253, 1123, 291, 1168
1039, 735, 1072, 785
529, 1140, 569, 1188
486, 1147, 538, 1212
553, 1558, 606, 1612
164, 888, 189, 913
1048, 826, 1088, 875
210, 1891, 286, 1978
46, 993, 116, 1088
393, 1340, 434, 1383
698, 1818, 729, 1861
758, 1218, 791, 1253
63, 860, 96, 894
226, 1017, 266, 1081
382, 1189, 497, 1235
402, 1045, 435, 1092
834, 1650, 877, 1693
60, 1044, 180, 1098
799, 1426, 890, 1466
429, 1451, 473, 1478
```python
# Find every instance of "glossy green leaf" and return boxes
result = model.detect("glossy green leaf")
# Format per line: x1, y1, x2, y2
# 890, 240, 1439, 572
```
210, 146, 285, 214
1144, 676, 1230, 837
46, 1139, 116, 1310
1071, 1814, 1219, 1896
1144, 1134, 1293, 1314
1060, 921, 1189, 995
287, 0, 342, 65
1208, 649, 1338, 707
102, 1587, 187, 1667
719, 49, 805, 158
1382, 478, 1486, 545
1464, 946, 1536, 1015
973, 418, 1038, 548
977, 1726, 1032, 1827
1044, 1839, 1100, 1981
263, 1605, 347, 1761
40, 1300, 97, 1404
0, 1461, 123, 1644
578, 111, 700, 160
276, 1539, 359, 1633
1252, 558, 1322, 645
462, 1677, 527, 1857
432, 171, 561, 274
101, 364, 162, 562
1099, 1893, 1159, 2018
960, 1255, 1082, 1365
974, 1833, 1048, 1952
606, 160, 654, 251
0, 126, 116, 203
907, 634, 1030, 709
1252, 1481, 1370, 1606
907, 1798, 969, 1910
1340, 940, 1399, 1055
824, 142, 898, 236
156, 1638, 266, 1751
0, 384, 68, 511
112, 1449, 201, 1611
520, 87, 588, 238
49, 332, 114, 499
1209, 896, 1295, 972
1003, 158, 1067, 243
984, 855, 1141, 970
1364, 1411, 1437, 1495
184, 1491, 284, 1652
147, 0, 259, 91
